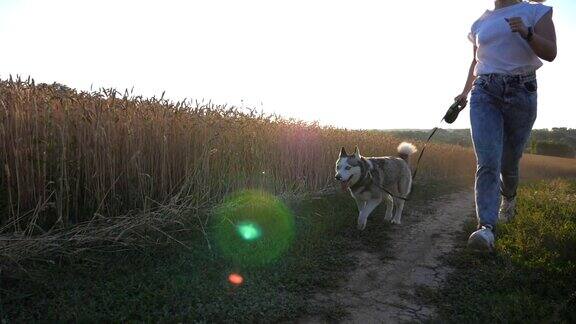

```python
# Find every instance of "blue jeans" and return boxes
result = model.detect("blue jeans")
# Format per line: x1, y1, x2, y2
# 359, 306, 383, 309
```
470, 73, 538, 228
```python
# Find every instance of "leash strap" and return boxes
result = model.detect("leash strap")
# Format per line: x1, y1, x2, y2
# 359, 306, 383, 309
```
372, 124, 441, 202
364, 100, 462, 201
411, 126, 440, 181
381, 185, 410, 201
367, 167, 410, 201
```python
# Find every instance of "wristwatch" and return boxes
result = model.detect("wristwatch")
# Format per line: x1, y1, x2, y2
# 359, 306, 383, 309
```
524, 26, 534, 42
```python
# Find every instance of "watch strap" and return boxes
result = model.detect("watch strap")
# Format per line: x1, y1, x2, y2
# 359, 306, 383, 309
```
525, 26, 534, 42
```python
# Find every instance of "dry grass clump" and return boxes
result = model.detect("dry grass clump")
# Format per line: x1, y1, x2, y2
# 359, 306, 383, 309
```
0, 205, 186, 273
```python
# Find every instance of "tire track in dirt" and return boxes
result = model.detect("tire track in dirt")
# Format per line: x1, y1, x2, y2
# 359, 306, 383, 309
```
299, 190, 475, 323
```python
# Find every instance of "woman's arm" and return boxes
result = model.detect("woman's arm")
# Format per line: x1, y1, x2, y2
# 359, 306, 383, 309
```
507, 10, 557, 62
454, 45, 478, 106
531, 11, 557, 62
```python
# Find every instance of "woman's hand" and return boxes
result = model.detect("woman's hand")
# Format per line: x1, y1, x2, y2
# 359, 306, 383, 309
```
507, 12, 557, 62
506, 17, 529, 38
454, 93, 468, 108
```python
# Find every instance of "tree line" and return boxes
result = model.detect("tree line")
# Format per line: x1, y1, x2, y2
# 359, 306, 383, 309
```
383, 128, 576, 159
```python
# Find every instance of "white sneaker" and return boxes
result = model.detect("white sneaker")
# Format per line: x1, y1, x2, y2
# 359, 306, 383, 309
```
499, 196, 516, 223
467, 225, 495, 252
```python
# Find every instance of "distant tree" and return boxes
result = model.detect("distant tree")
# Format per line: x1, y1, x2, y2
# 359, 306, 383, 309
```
533, 141, 575, 159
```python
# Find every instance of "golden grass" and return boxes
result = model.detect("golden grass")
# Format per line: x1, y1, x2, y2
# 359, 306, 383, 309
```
520, 154, 576, 180
1, 77, 575, 235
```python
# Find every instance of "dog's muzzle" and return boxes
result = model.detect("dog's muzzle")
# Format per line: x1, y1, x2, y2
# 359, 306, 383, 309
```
336, 175, 352, 191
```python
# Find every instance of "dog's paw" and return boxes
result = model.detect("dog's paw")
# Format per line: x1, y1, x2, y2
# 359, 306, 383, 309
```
391, 219, 402, 225
384, 213, 393, 221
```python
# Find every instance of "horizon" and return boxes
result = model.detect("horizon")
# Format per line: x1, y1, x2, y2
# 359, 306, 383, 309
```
1, 0, 575, 130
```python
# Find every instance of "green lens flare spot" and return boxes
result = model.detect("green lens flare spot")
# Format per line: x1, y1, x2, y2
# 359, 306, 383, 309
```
237, 222, 262, 241
213, 190, 295, 267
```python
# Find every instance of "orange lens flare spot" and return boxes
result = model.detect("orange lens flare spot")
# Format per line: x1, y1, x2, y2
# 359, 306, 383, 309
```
228, 273, 244, 286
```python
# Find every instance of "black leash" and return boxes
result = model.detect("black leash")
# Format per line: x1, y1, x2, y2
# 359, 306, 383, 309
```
370, 100, 467, 201
410, 126, 440, 183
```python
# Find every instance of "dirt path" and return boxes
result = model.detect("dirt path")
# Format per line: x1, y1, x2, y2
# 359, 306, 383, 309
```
299, 190, 475, 323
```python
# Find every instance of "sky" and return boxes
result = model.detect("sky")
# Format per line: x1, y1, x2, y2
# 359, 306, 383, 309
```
0, 0, 574, 130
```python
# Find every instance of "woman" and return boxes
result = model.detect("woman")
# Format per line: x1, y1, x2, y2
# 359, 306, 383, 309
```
455, 0, 557, 251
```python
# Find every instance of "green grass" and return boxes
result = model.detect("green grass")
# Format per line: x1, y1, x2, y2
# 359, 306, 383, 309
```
420, 179, 576, 323
0, 180, 459, 322
0, 191, 375, 322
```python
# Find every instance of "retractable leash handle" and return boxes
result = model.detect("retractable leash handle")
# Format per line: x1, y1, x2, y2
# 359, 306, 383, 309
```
407, 99, 467, 199
443, 100, 467, 124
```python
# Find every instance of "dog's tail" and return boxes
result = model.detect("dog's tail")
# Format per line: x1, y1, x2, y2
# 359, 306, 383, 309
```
397, 142, 417, 162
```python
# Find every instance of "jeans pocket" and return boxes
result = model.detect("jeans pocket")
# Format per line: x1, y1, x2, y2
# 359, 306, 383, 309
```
472, 77, 487, 93
474, 77, 487, 86
523, 80, 538, 93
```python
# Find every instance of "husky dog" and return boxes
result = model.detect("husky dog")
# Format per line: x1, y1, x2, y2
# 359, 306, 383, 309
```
334, 142, 418, 230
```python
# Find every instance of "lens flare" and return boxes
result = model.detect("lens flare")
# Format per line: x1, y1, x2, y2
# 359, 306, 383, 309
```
237, 222, 262, 241
213, 190, 295, 267
228, 273, 244, 286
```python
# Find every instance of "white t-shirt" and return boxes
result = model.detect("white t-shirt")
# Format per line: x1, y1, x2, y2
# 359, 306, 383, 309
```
468, 1, 552, 76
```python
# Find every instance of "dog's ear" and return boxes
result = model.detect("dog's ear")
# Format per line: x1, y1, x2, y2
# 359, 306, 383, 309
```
353, 146, 361, 159
339, 147, 347, 157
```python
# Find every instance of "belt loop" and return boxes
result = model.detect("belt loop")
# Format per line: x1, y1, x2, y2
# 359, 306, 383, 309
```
520, 71, 536, 83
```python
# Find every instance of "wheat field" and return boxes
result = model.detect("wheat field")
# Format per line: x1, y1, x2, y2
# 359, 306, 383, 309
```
1, 77, 575, 234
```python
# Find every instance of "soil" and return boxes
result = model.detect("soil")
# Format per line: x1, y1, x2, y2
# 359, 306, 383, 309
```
299, 190, 475, 323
